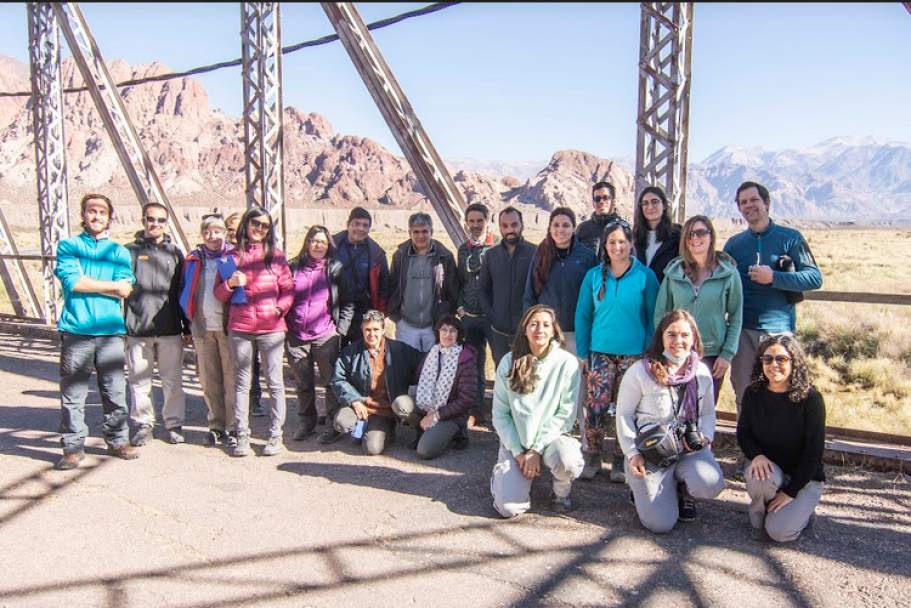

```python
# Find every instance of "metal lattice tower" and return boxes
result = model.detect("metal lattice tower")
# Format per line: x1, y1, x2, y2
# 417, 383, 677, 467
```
50, 2, 189, 252
322, 2, 468, 247
635, 2, 694, 223
241, 2, 286, 250
27, 2, 68, 323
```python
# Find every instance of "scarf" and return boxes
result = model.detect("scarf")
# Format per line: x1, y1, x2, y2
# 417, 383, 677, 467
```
202, 243, 229, 259
415, 343, 463, 414
643, 352, 700, 423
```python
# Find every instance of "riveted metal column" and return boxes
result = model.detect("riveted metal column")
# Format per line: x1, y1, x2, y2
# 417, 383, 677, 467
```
51, 2, 189, 252
241, 2, 286, 250
635, 2, 694, 223
28, 2, 68, 323
321, 2, 467, 247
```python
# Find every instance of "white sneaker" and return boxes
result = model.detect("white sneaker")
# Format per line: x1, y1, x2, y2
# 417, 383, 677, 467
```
262, 435, 283, 456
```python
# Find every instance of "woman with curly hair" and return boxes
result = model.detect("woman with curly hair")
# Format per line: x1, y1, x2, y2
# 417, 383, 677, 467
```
490, 304, 584, 517
736, 334, 826, 542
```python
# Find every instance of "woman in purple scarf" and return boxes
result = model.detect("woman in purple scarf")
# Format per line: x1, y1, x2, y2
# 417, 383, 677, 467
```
285, 225, 355, 442
616, 309, 725, 533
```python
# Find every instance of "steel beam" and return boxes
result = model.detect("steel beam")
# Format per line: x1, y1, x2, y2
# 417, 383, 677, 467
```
28, 2, 68, 323
241, 2, 286, 250
321, 2, 467, 246
51, 2, 189, 252
635, 2, 694, 223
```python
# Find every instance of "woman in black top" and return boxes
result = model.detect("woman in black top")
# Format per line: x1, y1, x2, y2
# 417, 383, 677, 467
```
736, 335, 826, 542
632, 186, 681, 285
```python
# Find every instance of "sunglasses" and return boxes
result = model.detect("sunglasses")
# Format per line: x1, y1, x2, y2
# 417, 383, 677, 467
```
593, 195, 613, 203
249, 218, 272, 230
688, 228, 711, 239
640, 199, 663, 208
605, 218, 631, 230
761, 354, 791, 366
144, 216, 168, 224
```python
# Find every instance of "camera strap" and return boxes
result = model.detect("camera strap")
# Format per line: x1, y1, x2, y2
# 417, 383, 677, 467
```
668, 382, 697, 427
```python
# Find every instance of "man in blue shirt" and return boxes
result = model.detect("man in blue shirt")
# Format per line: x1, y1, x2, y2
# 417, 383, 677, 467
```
54, 194, 138, 470
723, 181, 823, 415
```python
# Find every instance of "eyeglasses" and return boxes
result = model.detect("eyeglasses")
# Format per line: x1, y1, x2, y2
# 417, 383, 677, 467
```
593, 195, 613, 203
689, 228, 711, 240
144, 216, 168, 224
761, 354, 791, 366
640, 199, 663, 208
249, 218, 272, 230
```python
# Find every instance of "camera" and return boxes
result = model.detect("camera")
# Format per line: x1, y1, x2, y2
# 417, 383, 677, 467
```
679, 420, 703, 451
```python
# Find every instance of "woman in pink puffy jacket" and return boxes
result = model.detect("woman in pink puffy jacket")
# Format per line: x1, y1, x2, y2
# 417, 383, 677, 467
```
215, 205, 293, 458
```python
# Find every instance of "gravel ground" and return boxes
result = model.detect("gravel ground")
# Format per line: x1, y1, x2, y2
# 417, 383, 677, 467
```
0, 330, 908, 608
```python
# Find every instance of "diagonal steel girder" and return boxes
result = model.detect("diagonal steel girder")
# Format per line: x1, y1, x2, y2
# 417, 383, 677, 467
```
28, 2, 68, 323
51, 2, 189, 253
242, 2, 286, 250
635, 2, 694, 224
321, 2, 468, 247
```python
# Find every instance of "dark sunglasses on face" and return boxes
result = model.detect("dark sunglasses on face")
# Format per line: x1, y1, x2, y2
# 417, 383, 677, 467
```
640, 199, 663, 208
249, 218, 272, 230
144, 216, 168, 224
761, 354, 791, 366
689, 228, 711, 239
593, 195, 613, 203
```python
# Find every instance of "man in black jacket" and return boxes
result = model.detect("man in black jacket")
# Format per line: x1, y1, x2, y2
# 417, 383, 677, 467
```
124, 203, 189, 446
387, 212, 459, 352
479, 206, 537, 369
576, 181, 620, 258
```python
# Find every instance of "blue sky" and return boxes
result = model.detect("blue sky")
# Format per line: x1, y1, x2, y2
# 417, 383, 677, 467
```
1, 2, 910, 163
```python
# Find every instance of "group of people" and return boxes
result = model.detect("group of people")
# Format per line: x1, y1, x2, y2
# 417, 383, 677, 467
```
51, 179, 827, 543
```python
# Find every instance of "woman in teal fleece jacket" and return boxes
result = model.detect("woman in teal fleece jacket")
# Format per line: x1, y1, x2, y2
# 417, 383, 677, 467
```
491, 304, 584, 517
574, 219, 659, 482
655, 216, 743, 401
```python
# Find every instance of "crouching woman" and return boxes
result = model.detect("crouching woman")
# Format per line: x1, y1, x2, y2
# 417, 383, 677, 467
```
490, 304, 585, 517
617, 309, 725, 533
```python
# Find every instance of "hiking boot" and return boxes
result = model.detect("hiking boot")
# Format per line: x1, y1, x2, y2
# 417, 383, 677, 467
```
552, 494, 572, 514
130, 425, 152, 447
580, 452, 602, 480
262, 435, 283, 456
55, 451, 85, 470
107, 443, 140, 460
203, 430, 220, 447
232, 434, 251, 457
452, 427, 470, 450
610, 451, 626, 483
678, 485, 697, 522
225, 431, 238, 448
250, 399, 266, 417
409, 429, 423, 450
317, 427, 343, 444
317, 415, 327, 426
167, 427, 186, 444
293, 416, 318, 441
806, 511, 817, 529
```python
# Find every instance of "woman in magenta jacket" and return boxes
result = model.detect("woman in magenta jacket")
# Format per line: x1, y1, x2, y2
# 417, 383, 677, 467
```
215, 205, 293, 458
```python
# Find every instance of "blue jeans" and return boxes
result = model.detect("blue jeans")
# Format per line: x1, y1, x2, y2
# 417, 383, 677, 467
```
59, 332, 130, 453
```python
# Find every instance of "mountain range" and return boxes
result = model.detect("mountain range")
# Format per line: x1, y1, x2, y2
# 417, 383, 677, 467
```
1, 55, 908, 224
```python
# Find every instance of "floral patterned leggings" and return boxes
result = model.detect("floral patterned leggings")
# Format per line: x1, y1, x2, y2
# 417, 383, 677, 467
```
585, 353, 638, 454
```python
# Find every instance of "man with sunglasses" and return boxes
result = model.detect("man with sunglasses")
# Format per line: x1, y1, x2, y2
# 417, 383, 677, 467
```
124, 202, 190, 447
723, 181, 822, 477
456, 202, 497, 428
576, 181, 621, 256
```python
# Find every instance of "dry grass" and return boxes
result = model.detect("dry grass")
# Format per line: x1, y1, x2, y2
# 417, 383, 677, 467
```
3, 224, 909, 435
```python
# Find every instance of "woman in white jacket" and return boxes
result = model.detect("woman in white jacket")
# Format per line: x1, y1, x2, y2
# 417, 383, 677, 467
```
616, 309, 725, 533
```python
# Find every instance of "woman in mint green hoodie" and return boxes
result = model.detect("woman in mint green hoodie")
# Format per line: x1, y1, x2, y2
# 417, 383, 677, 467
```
654, 216, 743, 401
491, 304, 584, 517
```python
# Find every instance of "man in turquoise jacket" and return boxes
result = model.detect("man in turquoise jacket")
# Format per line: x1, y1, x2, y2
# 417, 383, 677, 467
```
54, 194, 138, 470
